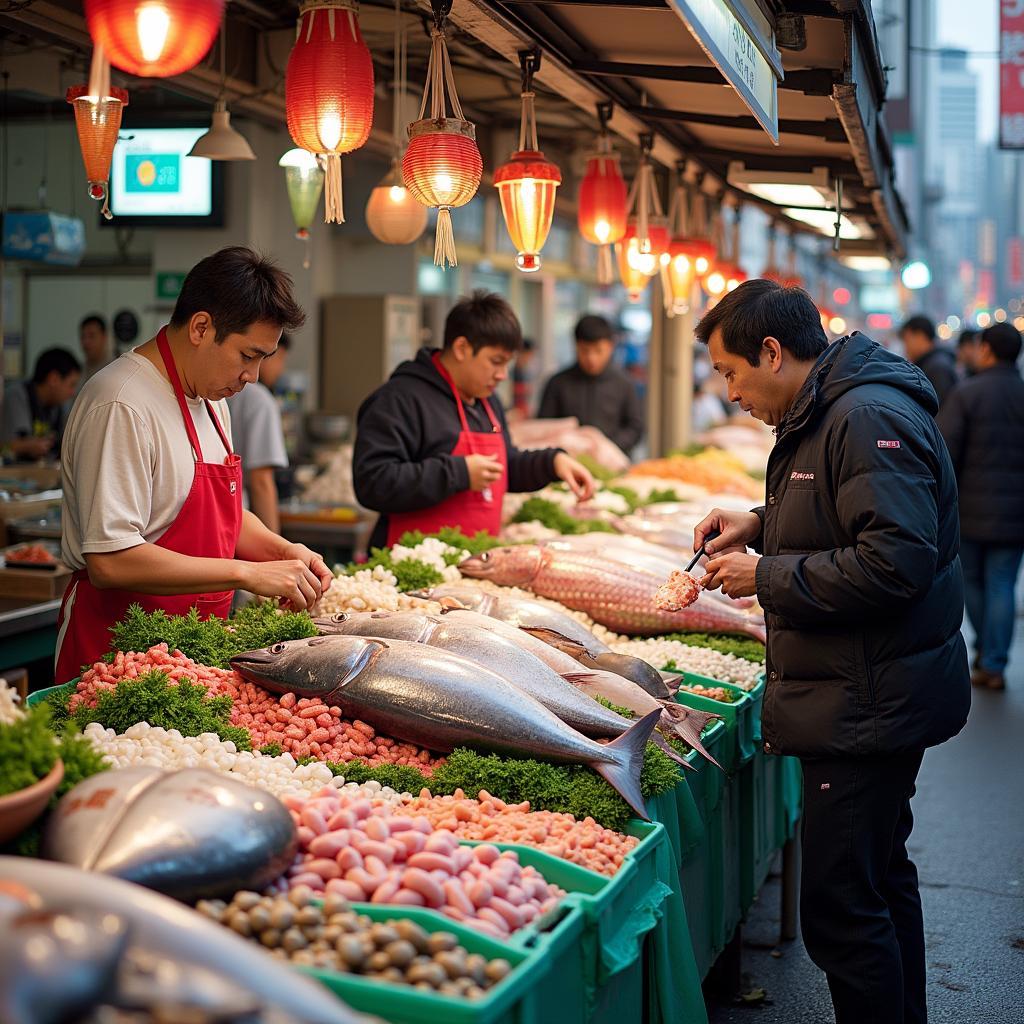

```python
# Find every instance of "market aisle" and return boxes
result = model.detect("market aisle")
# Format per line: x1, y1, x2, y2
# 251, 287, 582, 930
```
708, 622, 1024, 1024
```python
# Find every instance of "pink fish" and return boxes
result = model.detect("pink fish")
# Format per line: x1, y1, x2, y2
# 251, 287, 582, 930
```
459, 546, 767, 642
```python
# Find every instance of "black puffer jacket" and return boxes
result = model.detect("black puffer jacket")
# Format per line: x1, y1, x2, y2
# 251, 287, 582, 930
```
937, 364, 1024, 545
753, 332, 970, 758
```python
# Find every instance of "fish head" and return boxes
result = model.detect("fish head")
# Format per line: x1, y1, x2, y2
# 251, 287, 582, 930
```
230, 636, 386, 694
458, 546, 543, 586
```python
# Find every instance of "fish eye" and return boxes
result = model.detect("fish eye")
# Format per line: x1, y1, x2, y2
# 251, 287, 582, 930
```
333, 613, 349, 622
270, 643, 286, 654
480, 551, 491, 562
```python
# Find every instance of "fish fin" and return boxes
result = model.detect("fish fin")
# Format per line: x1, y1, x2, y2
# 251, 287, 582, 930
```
559, 671, 603, 690
592, 708, 661, 821
436, 597, 470, 611
658, 670, 683, 696
659, 702, 724, 771
519, 626, 591, 660
407, 588, 433, 600
592, 652, 673, 699
652, 731, 694, 770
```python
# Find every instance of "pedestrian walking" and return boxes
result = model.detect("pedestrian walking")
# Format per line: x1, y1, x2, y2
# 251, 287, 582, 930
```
692, 279, 970, 1024
899, 315, 958, 408
938, 321, 1024, 691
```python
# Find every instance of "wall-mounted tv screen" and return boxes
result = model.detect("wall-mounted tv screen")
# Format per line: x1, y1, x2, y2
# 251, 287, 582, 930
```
105, 126, 225, 227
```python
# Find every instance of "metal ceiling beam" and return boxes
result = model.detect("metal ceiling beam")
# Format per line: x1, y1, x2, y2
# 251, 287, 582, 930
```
501, 0, 668, 6
629, 105, 848, 142
571, 59, 837, 96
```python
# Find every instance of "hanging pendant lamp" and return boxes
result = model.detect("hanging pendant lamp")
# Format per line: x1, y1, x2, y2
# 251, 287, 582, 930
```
280, 148, 325, 269
286, 0, 374, 224
84, 0, 223, 78
66, 52, 128, 221
616, 134, 669, 301
403, 1, 482, 268
662, 169, 710, 317
189, 23, 254, 161
365, 0, 428, 246
495, 50, 561, 273
578, 103, 628, 285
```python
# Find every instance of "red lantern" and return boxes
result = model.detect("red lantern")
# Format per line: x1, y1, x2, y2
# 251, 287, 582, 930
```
286, 0, 374, 224
495, 57, 561, 274
616, 242, 651, 303
84, 0, 223, 78
67, 84, 129, 220
578, 116, 628, 285
404, 25, 482, 268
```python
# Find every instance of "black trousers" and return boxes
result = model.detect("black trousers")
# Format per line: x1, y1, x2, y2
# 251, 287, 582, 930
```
799, 751, 927, 1024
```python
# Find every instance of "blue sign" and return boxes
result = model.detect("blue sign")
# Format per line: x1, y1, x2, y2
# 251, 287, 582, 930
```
1, 212, 86, 266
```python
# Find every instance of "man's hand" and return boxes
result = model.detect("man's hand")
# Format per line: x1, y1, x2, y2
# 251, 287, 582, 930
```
694, 508, 761, 558
466, 453, 503, 492
701, 551, 760, 599
553, 452, 595, 502
241, 558, 325, 610
281, 541, 334, 596
10, 436, 55, 460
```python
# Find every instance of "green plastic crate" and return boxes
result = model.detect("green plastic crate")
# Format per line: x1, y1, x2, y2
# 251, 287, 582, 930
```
26, 680, 77, 708
749, 672, 766, 743
674, 672, 757, 771
303, 902, 588, 1024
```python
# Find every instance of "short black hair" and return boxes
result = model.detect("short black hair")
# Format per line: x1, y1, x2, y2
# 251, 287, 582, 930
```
33, 347, 81, 384
171, 247, 306, 341
980, 322, 1022, 363
957, 329, 978, 348
575, 314, 614, 344
444, 290, 522, 353
900, 315, 936, 342
694, 278, 828, 366
79, 314, 106, 334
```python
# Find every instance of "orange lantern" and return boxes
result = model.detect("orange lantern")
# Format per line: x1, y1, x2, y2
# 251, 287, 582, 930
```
403, 17, 482, 268
663, 174, 717, 316
286, 0, 375, 224
616, 241, 652, 302
84, 0, 223, 78
616, 135, 669, 297
495, 53, 561, 273
66, 83, 128, 221
577, 103, 628, 284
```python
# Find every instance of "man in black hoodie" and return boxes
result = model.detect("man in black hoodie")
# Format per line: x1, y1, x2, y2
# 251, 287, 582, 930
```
354, 291, 594, 549
899, 315, 958, 408
692, 280, 970, 1024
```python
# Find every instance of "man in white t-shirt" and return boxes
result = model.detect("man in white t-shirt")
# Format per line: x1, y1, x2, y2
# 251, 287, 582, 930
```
228, 334, 291, 532
56, 246, 332, 684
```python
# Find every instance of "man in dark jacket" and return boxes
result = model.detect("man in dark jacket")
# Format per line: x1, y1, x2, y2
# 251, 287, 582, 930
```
899, 315, 958, 408
692, 280, 970, 1024
537, 314, 645, 455
354, 292, 594, 549
938, 322, 1024, 690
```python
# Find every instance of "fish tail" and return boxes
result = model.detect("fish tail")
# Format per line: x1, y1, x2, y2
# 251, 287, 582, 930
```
659, 703, 724, 771
652, 730, 694, 770
592, 652, 673, 699
592, 708, 661, 821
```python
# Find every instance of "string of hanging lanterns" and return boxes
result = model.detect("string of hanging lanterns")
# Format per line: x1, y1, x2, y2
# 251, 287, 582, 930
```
285, 0, 374, 224
365, 0, 428, 246
577, 102, 628, 286
403, 0, 483, 268
662, 166, 715, 318
617, 134, 670, 302
279, 149, 325, 269
494, 50, 562, 273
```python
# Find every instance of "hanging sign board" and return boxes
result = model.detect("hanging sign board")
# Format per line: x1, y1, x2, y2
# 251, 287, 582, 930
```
669, 0, 782, 143
1000, 0, 1024, 148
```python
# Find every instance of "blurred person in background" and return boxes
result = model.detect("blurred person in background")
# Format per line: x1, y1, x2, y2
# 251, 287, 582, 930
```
899, 315, 957, 408
938, 322, 1024, 691
2, 347, 81, 460
228, 334, 291, 533
956, 328, 980, 378
692, 350, 730, 433
511, 337, 537, 418
79, 314, 112, 385
538, 314, 644, 456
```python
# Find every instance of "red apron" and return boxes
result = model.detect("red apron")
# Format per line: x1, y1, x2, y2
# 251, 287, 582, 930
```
54, 327, 243, 684
386, 352, 508, 545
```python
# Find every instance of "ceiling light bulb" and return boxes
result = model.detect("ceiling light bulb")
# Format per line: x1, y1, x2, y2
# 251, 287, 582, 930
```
137, 3, 171, 63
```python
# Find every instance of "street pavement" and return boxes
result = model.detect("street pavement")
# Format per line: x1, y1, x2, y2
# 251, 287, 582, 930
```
707, 620, 1024, 1024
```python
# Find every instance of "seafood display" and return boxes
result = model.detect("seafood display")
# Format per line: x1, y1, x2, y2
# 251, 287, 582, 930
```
458, 546, 767, 641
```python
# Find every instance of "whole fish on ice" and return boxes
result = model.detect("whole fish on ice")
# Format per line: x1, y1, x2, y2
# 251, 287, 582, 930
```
411, 582, 672, 697
458, 545, 767, 642
231, 635, 659, 819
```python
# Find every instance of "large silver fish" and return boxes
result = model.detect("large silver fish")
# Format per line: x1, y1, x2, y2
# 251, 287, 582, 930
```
231, 635, 659, 820
458, 545, 767, 642
311, 610, 633, 740
411, 582, 672, 698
